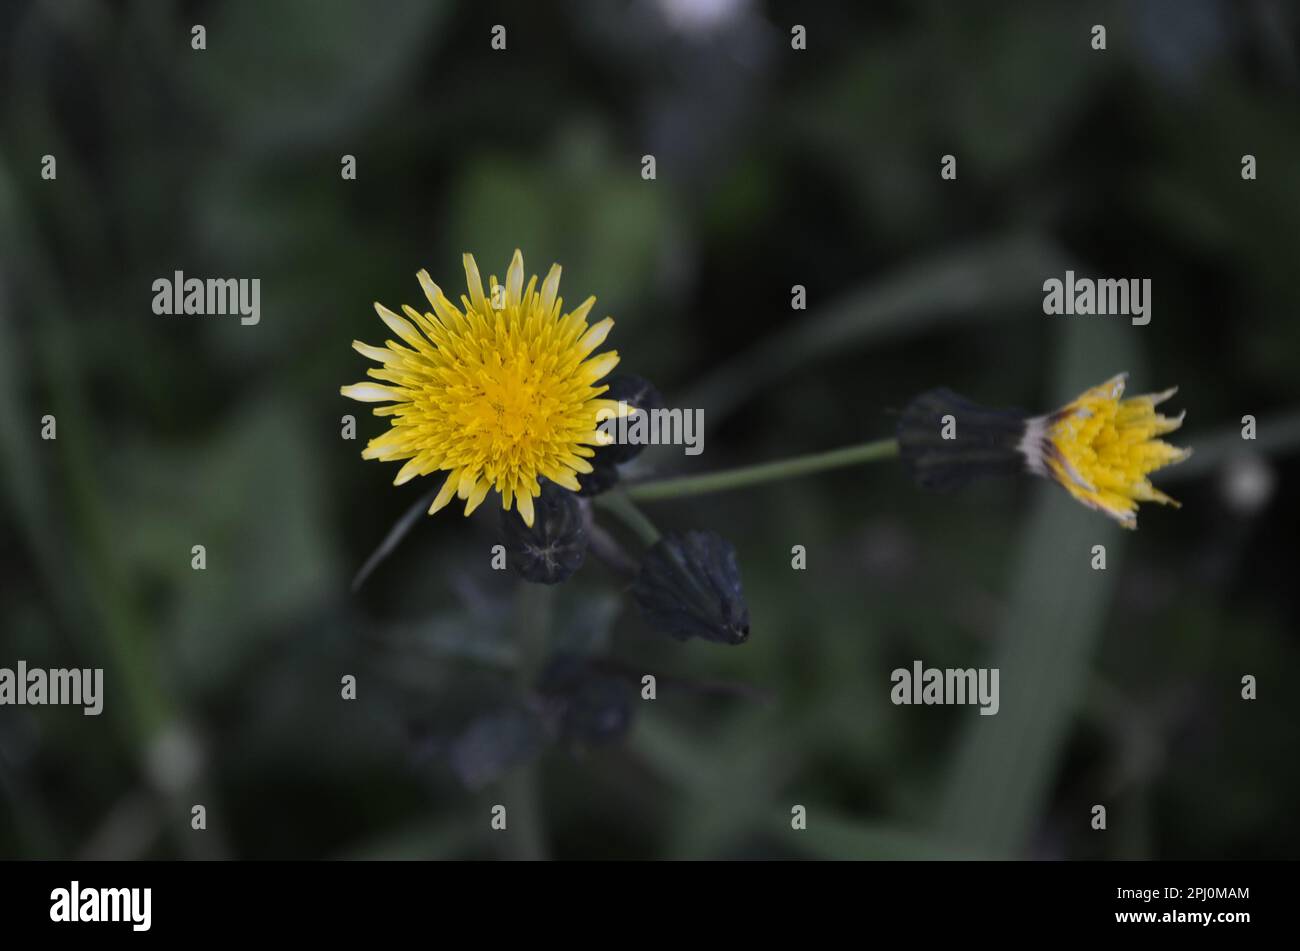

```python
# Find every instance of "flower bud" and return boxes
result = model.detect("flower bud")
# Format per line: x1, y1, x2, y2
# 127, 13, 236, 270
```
499, 481, 588, 584
538, 653, 634, 746
599, 374, 664, 465
576, 457, 621, 497
562, 674, 632, 744
896, 388, 1027, 492
632, 530, 750, 645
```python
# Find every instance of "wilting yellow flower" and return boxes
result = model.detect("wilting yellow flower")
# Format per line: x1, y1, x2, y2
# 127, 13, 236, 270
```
1021, 373, 1191, 529
341, 250, 627, 527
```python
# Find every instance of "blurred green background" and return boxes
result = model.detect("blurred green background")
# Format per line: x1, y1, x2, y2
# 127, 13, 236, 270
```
2, 0, 1298, 860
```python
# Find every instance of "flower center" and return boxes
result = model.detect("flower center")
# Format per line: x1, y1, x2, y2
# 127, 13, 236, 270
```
463, 353, 569, 464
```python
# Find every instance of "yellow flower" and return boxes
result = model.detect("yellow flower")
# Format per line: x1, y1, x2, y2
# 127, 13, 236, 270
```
341, 250, 626, 527
1021, 373, 1191, 529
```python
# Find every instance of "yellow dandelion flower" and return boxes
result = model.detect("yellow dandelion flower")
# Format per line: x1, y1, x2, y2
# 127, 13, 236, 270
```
341, 250, 628, 528
1021, 372, 1191, 529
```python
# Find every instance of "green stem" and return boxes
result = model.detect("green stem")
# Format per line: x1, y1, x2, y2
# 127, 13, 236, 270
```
624, 437, 900, 502
594, 490, 662, 545
504, 582, 550, 861
513, 582, 552, 682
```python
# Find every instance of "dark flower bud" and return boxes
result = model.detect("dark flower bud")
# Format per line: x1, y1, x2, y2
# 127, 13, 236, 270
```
632, 530, 750, 645
537, 653, 634, 746
561, 675, 632, 745
597, 373, 664, 465
536, 651, 590, 693
897, 388, 1028, 492
500, 481, 588, 584
576, 457, 621, 497
447, 707, 546, 791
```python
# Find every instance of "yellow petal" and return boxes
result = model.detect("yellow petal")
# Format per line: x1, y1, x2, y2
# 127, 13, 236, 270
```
429, 469, 460, 514
374, 303, 426, 350
341, 382, 403, 402
463, 253, 487, 311
566, 295, 596, 326
505, 249, 525, 308
540, 263, 562, 312
351, 340, 400, 364
457, 467, 479, 500
515, 486, 535, 527
578, 350, 620, 384
393, 453, 431, 486
544, 468, 581, 491
463, 478, 491, 516
576, 317, 614, 357
416, 269, 441, 312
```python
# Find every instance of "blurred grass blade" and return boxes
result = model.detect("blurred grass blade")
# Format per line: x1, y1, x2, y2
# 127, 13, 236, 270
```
935, 316, 1140, 857
352, 485, 439, 591
377, 610, 518, 670
187, 0, 450, 151
0, 158, 61, 586
684, 231, 1070, 422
